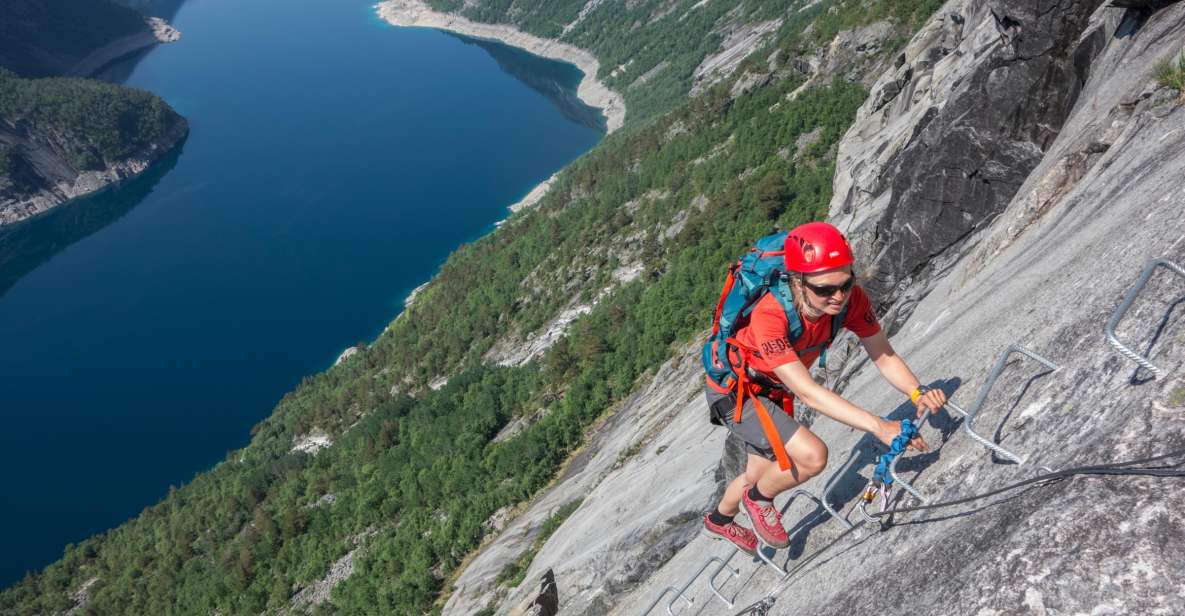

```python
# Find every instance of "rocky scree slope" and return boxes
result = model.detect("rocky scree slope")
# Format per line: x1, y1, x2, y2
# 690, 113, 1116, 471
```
491, 1, 1185, 615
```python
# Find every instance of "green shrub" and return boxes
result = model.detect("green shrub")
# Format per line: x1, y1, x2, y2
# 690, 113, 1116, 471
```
1153, 52, 1185, 97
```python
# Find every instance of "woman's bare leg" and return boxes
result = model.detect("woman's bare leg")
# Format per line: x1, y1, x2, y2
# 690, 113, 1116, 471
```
754, 425, 829, 499
716, 454, 775, 516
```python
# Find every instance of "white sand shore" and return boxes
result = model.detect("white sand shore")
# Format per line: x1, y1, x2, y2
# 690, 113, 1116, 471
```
376, 0, 625, 133
508, 172, 558, 213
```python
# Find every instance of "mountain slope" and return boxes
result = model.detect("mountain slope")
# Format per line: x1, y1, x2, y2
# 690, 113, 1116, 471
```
9, 1, 1182, 615
0, 68, 187, 226
0, 0, 174, 78
0, 1, 941, 614
504, 2, 1185, 614
0, 0, 185, 228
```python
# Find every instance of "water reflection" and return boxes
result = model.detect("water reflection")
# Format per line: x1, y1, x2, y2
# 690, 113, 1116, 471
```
449, 33, 608, 132
123, 0, 189, 21
0, 143, 184, 300
93, 0, 190, 82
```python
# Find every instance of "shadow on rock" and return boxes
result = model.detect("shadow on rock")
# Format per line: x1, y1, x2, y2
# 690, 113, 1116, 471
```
988, 365, 1056, 462
1129, 292, 1185, 385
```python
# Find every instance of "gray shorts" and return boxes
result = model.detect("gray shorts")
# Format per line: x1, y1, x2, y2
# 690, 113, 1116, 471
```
705, 383, 802, 461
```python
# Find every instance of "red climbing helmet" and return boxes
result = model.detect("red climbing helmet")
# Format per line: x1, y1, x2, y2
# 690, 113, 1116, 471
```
783, 221, 854, 273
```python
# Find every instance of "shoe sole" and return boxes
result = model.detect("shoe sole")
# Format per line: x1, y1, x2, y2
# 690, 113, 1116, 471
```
738, 507, 790, 550
700, 527, 757, 556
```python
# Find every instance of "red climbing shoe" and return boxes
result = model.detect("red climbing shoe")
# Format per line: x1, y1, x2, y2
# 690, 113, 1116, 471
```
702, 513, 758, 555
742, 488, 789, 548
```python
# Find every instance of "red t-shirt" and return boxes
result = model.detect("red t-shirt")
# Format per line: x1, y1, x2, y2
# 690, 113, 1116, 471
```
730, 285, 880, 383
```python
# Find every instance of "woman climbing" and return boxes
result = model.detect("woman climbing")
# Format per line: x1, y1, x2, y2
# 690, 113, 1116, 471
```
700, 221, 947, 553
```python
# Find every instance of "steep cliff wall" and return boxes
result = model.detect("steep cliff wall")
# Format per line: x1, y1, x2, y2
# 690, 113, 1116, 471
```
830, 0, 1105, 315
484, 1, 1185, 615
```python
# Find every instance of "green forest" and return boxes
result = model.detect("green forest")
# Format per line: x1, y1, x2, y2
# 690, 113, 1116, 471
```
0, 0, 944, 614
427, 0, 939, 122
0, 68, 183, 171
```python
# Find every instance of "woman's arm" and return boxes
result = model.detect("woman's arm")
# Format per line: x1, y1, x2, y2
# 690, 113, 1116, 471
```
859, 330, 947, 415
772, 360, 927, 450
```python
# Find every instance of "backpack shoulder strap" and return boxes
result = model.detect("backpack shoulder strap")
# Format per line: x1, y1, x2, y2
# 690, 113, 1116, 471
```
770, 275, 804, 343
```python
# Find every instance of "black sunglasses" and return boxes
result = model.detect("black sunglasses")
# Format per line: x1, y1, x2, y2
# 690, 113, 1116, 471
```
801, 276, 854, 297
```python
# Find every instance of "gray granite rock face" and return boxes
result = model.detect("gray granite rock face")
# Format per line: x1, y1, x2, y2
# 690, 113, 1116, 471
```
606, 2, 1185, 614
0, 114, 188, 227
441, 353, 717, 616
451, 2, 1185, 615
505, 2, 1185, 616
830, 0, 1108, 312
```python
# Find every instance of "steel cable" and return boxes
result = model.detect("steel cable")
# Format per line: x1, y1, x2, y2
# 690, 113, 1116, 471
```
730, 448, 1185, 615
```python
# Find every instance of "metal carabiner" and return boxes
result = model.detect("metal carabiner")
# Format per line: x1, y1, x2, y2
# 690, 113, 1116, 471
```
859, 480, 880, 522
859, 480, 893, 523
878, 483, 892, 512
861, 480, 880, 504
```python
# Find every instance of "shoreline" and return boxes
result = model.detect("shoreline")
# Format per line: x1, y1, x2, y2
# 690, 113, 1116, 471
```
0, 119, 189, 228
375, 0, 625, 133
376, 0, 627, 326
67, 17, 181, 78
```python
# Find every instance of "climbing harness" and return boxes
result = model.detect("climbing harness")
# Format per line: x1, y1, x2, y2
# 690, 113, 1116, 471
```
643, 256, 1185, 616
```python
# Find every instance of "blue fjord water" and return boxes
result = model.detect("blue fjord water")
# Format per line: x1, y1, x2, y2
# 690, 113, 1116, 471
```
0, 0, 602, 586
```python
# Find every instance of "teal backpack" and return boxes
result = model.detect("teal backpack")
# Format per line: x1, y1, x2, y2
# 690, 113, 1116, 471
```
701, 231, 849, 395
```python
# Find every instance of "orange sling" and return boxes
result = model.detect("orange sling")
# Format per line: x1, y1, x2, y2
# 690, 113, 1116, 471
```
724, 337, 795, 472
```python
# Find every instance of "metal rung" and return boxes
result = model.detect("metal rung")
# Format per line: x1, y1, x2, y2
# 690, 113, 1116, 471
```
956, 345, 1060, 465
641, 588, 680, 616
752, 484, 846, 576
641, 552, 740, 615
1105, 258, 1185, 379
754, 539, 786, 575
707, 552, 741, 608
888, 345, 1060, 502
641, 470, 866, 614
820, 454, 859, 529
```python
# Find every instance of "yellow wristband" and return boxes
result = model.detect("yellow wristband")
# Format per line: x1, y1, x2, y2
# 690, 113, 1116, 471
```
910, 387, 923, 404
